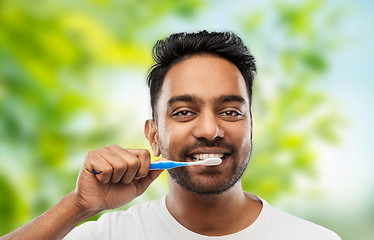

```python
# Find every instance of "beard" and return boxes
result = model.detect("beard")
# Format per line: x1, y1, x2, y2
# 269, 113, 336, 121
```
160, 138, 252, 195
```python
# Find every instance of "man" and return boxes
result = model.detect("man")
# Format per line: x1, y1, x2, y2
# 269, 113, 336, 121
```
1, 31, 341, 239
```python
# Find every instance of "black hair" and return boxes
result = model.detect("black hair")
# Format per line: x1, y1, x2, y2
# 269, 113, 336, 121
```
147, 30, 256, 120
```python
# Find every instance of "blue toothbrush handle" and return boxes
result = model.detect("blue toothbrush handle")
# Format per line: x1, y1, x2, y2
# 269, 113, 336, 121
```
93, 161, 188, 174
149, 161, 188, 170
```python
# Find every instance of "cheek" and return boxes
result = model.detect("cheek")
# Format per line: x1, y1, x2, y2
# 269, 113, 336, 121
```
169, 123, 192, 146
159, 122, 192, 155
226, 122, 252, 148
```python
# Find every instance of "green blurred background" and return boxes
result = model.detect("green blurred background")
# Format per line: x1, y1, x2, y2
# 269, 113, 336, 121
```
1, 0, 373, 239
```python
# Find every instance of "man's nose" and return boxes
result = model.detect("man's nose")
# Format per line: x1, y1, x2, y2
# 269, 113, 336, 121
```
192, 111, 224, 141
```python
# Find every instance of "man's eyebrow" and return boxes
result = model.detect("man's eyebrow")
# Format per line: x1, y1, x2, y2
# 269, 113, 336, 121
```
218, 95, 246, 104
167, 95, 200, 107
166, 94, 246, 108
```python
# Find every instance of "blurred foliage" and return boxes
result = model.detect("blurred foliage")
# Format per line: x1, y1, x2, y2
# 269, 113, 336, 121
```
0, 0, 203, 234
239, 0, 343, 201
0, 0, 345, 236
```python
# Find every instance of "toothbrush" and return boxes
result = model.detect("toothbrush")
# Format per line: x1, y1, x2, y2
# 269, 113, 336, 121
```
92, 158, 222, 174
149, 158, 222, 170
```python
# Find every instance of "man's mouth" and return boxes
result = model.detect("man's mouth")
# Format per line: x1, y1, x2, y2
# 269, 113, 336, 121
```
189, 153, 226, 162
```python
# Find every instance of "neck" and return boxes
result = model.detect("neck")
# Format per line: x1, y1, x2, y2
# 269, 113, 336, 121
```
166, 176, 262, 236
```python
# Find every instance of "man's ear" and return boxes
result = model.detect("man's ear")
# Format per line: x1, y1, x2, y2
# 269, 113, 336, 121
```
144, 119, 160, 157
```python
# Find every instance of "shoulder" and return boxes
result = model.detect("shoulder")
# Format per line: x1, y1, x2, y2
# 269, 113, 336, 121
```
64, 197, 164, 240
269, 206, 340, 239
100, 197, 163, 226
92, 197, 162, 225
249, 194, 341, 240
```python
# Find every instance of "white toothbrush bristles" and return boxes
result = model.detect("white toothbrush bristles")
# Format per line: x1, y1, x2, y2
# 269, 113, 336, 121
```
189, 158, 222, 166
203, 158, 222, 166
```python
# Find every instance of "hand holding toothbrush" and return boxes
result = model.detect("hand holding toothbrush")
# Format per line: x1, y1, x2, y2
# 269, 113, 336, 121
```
75, 144, 163, 212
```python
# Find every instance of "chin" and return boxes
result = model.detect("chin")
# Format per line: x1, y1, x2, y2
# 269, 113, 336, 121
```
169, 169, 242, 195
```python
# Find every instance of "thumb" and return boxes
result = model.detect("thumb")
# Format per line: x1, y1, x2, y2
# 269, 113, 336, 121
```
135, 168, 163, 195
134, 157, 166, 193
144, 157, 165, 184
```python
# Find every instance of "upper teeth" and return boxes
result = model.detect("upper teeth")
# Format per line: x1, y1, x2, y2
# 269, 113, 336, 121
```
191, 153, 224, 161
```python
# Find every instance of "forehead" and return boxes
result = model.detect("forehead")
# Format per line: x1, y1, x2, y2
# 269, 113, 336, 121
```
159, 55, 249, 102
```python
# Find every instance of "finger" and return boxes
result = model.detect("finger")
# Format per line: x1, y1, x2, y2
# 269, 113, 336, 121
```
99, 149, 128, 183
107, 145, 143, 184
121, 154, 140, 184
126, 149, 151, 179
87, 149, 113, 184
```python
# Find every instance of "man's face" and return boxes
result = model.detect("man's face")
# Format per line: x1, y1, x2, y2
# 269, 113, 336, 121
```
154, 55, 252, 195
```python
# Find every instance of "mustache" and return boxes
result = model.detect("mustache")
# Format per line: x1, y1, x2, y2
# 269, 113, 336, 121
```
178, 138, 236, 159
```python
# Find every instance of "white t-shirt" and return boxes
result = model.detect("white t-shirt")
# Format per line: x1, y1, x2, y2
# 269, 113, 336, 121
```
64, 193, 341, 240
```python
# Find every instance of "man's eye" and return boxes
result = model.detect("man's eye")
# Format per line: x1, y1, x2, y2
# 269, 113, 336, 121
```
220, 110, 241, 116
219, 110, 243, 121
172, 110, 195, 118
